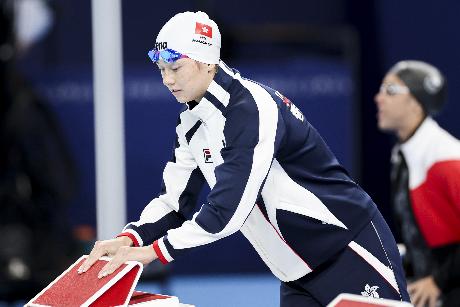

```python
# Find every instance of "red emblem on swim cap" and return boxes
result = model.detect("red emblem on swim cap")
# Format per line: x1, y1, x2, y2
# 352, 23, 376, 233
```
195, 22, 213, 38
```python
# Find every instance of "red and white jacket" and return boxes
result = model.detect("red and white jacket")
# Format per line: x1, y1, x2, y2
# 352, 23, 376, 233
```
397, 117, 460, 248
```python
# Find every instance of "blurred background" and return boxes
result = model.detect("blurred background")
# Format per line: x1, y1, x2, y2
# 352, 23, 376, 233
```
1, 0, 459, 306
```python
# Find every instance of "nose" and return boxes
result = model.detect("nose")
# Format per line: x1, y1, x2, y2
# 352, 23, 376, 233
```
374, 91, 384, 106
162, 70, 175, 86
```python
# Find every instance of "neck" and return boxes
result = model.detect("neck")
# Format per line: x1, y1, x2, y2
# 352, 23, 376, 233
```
195, 65, 218, 103
398, 115, 426, 142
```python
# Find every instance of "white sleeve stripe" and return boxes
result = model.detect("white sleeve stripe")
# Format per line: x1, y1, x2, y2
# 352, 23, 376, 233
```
160, 141, 199, 212
123, 120, 196, 237
208, 80, 230, 107
348, 241, 399, 292
158, 237, 174, 262
218, 78, 278, 235
218, 61, 236, 78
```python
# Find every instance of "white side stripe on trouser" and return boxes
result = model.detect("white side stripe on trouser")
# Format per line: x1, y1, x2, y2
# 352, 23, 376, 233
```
348, 241, 399, 292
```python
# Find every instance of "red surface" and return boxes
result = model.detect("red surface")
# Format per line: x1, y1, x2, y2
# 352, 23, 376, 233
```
31, 257, 136, 307
129, 291, 172, 304
91, 265, 139, 306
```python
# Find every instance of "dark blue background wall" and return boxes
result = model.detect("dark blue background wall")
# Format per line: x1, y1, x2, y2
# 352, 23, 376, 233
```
20, 0, 460, 274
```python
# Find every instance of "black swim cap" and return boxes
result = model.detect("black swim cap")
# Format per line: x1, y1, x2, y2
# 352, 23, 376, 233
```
389, 60, 447, 115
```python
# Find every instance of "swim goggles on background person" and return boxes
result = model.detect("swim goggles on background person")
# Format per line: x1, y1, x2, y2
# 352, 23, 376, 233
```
379, 83, 410, 96
147, 48, 189, 63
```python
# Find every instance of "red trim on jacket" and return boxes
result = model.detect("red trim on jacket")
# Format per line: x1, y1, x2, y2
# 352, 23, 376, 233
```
116, 232, 139, 247
153, 240, 169, 264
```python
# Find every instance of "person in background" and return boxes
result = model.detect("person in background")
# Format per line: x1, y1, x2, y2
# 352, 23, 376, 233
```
375, 60, 460, 307
79, 11, 410, 306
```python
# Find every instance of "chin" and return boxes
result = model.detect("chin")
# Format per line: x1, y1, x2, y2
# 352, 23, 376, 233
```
377, 116, 390, 131
377, 122, 388, 131
174, 96, 188, 104
378, 122, 396, 133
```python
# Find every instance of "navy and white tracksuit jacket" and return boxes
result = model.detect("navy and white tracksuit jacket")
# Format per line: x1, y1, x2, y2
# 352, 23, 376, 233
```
119, 61, 399, 288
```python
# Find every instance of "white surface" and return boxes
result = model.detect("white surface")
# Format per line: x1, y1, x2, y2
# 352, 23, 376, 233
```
91, 0, 127, 239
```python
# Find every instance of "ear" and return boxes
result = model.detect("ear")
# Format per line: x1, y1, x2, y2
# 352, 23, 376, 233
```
207, 64, 217, 74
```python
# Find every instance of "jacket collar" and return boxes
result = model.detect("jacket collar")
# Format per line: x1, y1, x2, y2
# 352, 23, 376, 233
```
187, 60, 237, 122
400, 117, 438, 155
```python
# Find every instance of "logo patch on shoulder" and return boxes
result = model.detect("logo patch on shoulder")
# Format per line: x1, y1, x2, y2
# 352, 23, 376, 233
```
203, 149, 213, 163
275, 91, 304, 122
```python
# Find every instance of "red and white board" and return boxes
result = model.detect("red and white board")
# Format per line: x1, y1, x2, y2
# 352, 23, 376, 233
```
26, 255, 179, 307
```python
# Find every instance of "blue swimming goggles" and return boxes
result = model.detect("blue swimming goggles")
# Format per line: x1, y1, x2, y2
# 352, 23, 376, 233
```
147, 48, 188, 63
